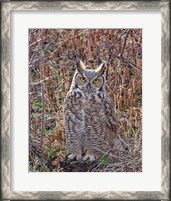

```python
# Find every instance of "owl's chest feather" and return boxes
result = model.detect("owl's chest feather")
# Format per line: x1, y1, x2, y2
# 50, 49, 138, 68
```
66, 89, 106, 118
73, 90, 106, 118
70, 89, 104, 104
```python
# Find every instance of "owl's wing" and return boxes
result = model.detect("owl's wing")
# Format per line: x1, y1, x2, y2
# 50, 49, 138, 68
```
104, 95, 117, 133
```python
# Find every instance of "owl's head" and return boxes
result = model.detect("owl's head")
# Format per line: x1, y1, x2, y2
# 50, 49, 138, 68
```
72, 60, 107, 94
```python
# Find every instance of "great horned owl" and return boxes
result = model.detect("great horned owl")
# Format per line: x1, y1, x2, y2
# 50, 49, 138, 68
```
64, 60, 117, 161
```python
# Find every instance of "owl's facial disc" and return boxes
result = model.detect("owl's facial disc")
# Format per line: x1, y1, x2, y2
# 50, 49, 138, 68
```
91, 76, 103, 88
75, 73, 88, 87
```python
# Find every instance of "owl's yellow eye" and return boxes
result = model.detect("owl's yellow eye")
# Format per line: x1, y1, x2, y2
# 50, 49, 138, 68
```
80, 76, 86, 82
93, 78, 100, 84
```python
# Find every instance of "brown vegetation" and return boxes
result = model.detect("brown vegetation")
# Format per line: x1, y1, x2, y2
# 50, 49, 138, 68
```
29, 29, 142, 172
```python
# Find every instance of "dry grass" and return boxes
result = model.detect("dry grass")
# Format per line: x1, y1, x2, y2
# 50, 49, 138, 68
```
29, 29, 142, 172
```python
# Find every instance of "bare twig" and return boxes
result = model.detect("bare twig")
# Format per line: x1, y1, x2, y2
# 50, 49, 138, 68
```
111, 29, 128, 48
120, 30, 129, 58
86, 29, 91, 64
38, 31, 44, 147
114, 55, 137, 68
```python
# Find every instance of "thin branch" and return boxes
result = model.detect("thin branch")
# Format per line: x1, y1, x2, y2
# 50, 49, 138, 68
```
109, 29, 129, 59
120, 30, 129, 58
86, 29, 91, 64
110, 29, 128, 49
38, 32, 44, 147
114, 55, 137, 69
30, 38, 42, 47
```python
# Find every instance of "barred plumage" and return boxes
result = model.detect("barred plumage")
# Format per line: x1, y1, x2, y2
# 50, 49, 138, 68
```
64, 60, 117, 161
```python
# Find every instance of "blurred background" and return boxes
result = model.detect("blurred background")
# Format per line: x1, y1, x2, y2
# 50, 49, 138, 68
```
29, 29, 142, 172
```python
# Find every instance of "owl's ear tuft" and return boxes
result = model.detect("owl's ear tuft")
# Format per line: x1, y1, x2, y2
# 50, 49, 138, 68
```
77, 59, 86, 73
96, 63, 106, 75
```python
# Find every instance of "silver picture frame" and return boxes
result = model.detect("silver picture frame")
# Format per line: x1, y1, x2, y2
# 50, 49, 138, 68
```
1, 1, 170, 200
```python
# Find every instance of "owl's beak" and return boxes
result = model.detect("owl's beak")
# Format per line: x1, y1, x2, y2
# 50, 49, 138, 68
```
87, 82, 91, 91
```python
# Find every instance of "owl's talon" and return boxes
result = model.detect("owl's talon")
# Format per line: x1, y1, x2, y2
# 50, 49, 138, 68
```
68, 153, 82, 161
68, 154, 75, 160
76, 154, 82, 161
82, 154, 95, 162
82, 155, 88, 161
